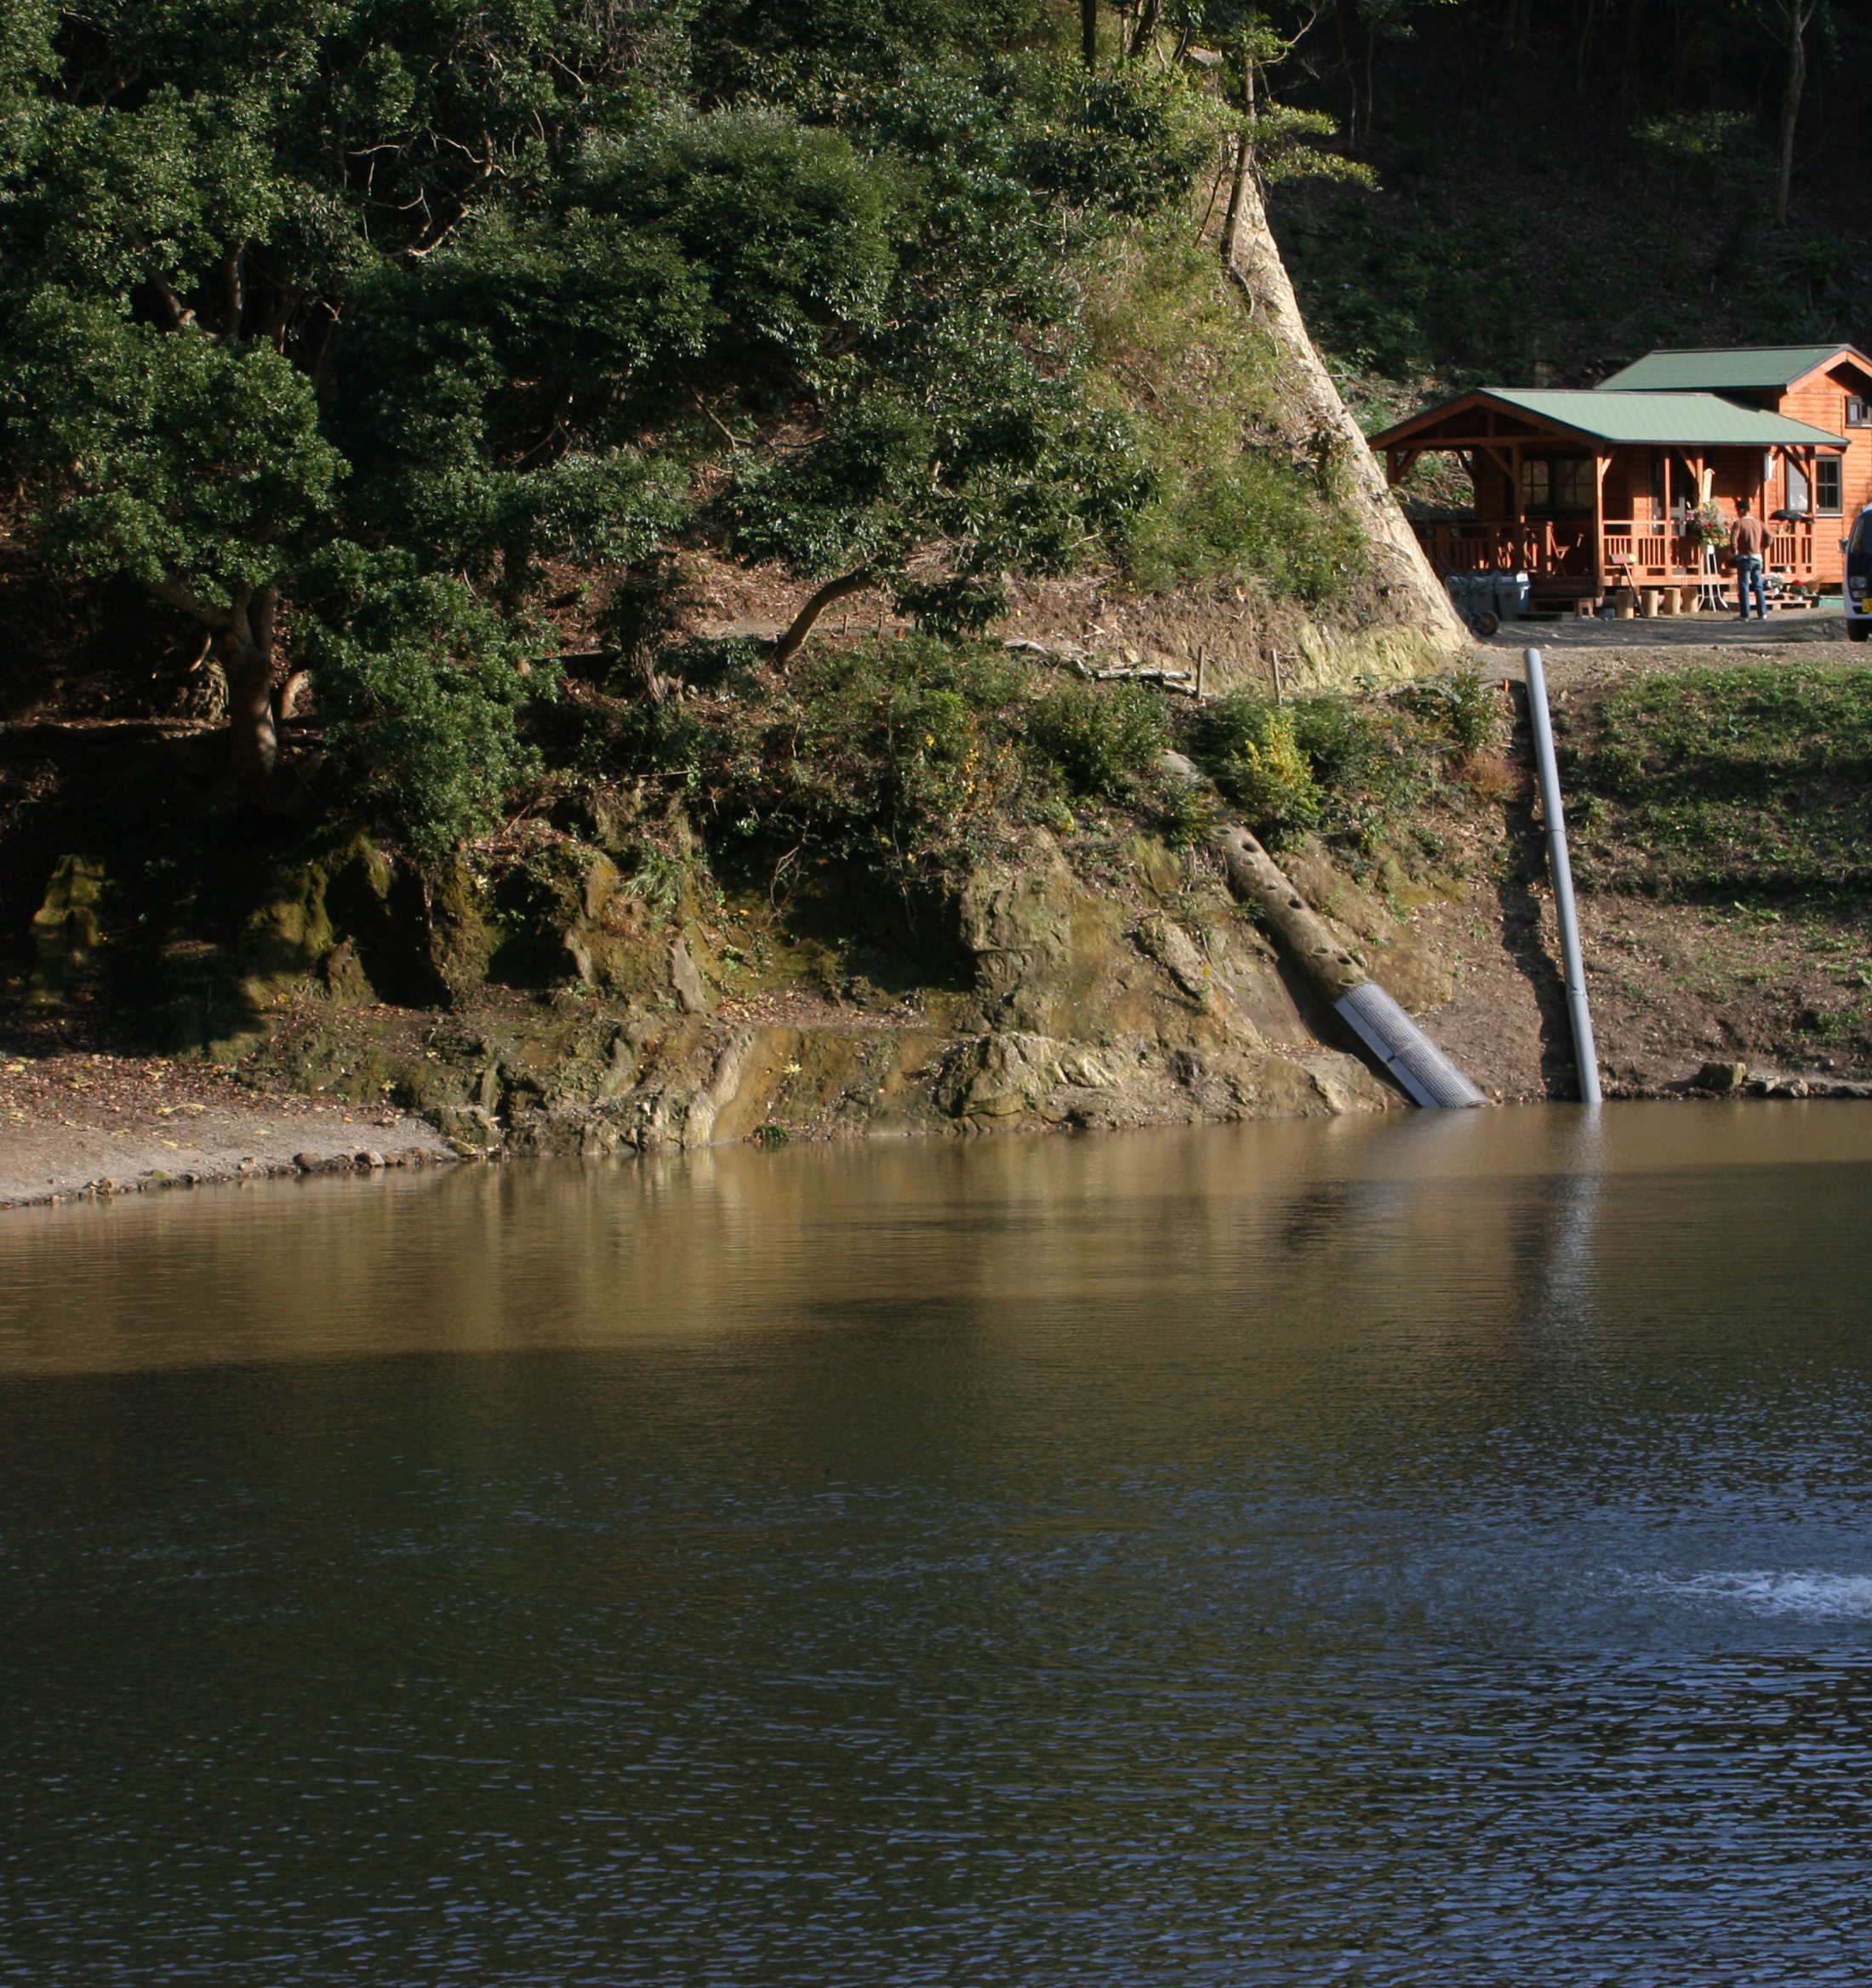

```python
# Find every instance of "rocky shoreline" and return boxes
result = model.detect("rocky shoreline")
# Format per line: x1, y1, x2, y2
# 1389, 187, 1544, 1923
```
10, 630, 1872, 1214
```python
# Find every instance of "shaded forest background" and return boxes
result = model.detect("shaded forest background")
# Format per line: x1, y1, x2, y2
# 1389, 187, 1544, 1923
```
1261, 0, 1872, 415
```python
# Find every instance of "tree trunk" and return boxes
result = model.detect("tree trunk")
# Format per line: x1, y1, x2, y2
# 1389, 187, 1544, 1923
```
1214, 826, 1368, 997
215, 586, 281, 791
1081, 0, 1099, 65
1773, 0, 1812, 228
146, 577, 283, 791
1127, 0, 1159, 60
1219, 171, 1470, 649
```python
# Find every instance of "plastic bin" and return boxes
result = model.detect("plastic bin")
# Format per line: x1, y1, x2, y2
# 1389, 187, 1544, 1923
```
1445, 570, 1528, 633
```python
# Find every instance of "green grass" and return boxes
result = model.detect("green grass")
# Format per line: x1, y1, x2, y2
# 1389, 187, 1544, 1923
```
1564, 666, 1872, 900
1082, 220, 1365, 606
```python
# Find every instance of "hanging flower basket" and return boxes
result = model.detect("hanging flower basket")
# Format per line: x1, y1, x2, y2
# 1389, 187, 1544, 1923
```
1686, 500, 1729, 552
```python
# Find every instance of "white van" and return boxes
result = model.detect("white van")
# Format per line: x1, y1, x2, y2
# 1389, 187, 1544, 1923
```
1848, 503, 1871, 643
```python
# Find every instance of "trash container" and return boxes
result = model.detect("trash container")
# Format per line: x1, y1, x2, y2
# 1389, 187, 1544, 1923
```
1445, 571, 1524, 636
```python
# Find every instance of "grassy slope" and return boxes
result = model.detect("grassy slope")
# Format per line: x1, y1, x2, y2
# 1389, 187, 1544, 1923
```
1557, 662, 1872, 1073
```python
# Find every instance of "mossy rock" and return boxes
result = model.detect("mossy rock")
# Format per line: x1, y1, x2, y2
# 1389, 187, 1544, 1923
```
28, 854, 106, 1003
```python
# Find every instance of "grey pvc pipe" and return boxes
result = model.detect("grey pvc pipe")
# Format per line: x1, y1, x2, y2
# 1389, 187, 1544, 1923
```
1523, 648, 1601, 1105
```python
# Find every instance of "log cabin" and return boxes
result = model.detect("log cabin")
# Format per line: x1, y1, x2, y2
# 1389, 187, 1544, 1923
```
1371, 344, 1872, 610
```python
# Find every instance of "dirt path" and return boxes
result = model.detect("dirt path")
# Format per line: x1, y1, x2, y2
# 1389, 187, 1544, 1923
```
1481, 607, 1863, 690
0, 1053, 453, 1208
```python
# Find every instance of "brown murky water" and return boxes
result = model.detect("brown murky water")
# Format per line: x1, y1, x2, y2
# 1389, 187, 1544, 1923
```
3, 1102, 1871, 1983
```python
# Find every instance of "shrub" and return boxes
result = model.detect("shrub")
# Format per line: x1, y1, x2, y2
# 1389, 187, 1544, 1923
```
1024, 679, 1169, 800
1189, 691, 1321, 840
1186, 675, 1497, 850
657, 637, 1039, 884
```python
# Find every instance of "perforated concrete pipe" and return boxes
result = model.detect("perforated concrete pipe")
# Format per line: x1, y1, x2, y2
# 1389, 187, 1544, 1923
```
1212, 825, 1487, 1111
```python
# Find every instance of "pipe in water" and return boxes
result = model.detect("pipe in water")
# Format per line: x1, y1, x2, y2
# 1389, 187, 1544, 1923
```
1523, 647, 1601, 1105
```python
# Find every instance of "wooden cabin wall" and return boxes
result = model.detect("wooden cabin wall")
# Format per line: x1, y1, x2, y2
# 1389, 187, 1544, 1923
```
1779, 365, 1872, 580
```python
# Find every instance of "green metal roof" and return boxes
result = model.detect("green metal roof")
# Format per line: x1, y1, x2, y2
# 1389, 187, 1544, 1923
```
1595, 345, 1863, 392
1463, 387, 1846, 447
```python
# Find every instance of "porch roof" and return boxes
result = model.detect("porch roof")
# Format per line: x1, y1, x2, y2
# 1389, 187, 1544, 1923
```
1595, 345, 1869, 392
1372, 387, 1847, 451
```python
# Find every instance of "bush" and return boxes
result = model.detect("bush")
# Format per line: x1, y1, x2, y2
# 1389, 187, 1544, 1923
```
1189, 692, 1322, 839
1024, 678, 1169, 800
658, 637, 1038, 883
1186, 673, 1501, 850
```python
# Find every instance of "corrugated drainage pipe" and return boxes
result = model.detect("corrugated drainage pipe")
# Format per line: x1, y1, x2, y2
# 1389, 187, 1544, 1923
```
1213, 825, 1487, 1111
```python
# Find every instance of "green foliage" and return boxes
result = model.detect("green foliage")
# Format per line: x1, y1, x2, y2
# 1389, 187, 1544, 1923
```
297, 557, 547, 856
1188, 671, 1501, 848
0, 0, 1211, 847
659, 637, 1041, 884
1189, 692, 1322, 837
1024, 679, 1170, 800
1083, 221, 1364, 602
7, 300, 340, 605
1395, 670, 1500, 750
1634, 109, 1753, 165
634, 639, 1190, 887
1567, 666, 1872, 899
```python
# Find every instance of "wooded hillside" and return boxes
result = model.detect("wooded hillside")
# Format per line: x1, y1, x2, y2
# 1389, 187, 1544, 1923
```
7, 1, 1859, 870
1260, 0, 1869, 404
4, 0, 1453, 852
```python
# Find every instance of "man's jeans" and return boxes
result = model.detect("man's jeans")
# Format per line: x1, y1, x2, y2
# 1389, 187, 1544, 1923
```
1736, 553, 1766, 618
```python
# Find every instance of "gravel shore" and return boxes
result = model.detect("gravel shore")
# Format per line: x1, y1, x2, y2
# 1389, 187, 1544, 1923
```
0, 1053, 453, 1209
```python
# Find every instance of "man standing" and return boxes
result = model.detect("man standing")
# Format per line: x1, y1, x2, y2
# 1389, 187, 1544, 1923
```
1731, 498, 1769, 620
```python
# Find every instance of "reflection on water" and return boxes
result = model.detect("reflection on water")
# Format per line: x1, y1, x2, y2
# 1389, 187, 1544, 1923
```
3, 1101, 1871, 1984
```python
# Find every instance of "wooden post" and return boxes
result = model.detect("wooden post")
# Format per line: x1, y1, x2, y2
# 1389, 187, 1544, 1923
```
1592, 451, 1608, 598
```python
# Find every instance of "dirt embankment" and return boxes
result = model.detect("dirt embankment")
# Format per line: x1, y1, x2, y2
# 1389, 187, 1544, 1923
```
1423, 626, 1872, 1101
7, 623, 1872, 1210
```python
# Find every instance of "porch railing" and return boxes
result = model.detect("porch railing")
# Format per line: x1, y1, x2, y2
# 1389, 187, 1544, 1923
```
1411, 521, 1593, 578
1412, 519, 1818, 584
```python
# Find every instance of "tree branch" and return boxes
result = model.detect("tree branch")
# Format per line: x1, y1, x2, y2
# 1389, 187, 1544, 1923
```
770, 570, 874, 667
220, 243, 245, 341
145, 578, 230, 630
150, 277, 196, 331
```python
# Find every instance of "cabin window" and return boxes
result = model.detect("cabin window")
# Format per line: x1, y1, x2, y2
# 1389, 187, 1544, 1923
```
1846, 397, 1871, 427
1521, 457, 1593, 516
1815, 455, 1843, 515
1787, 458, 1810, 512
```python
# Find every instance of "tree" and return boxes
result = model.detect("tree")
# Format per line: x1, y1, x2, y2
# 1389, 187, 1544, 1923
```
1753, 0, 1821, 227
1187, 9, 1466, 645
0, 0, 1201, 846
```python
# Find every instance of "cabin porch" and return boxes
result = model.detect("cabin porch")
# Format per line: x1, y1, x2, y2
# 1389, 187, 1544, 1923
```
1408, 516, 1820, 608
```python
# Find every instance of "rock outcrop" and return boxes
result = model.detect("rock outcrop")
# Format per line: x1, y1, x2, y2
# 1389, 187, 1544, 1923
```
231, 822, 1412, 1155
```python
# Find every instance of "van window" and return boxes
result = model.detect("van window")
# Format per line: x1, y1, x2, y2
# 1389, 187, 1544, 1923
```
1852, 510, 1872, 555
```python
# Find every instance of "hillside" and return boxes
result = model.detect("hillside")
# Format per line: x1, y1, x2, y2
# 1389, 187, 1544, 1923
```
9, 0, 1872, 1167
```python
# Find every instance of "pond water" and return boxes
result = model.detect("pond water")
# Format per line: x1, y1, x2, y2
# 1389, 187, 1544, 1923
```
3, 1103, 1871, 1985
